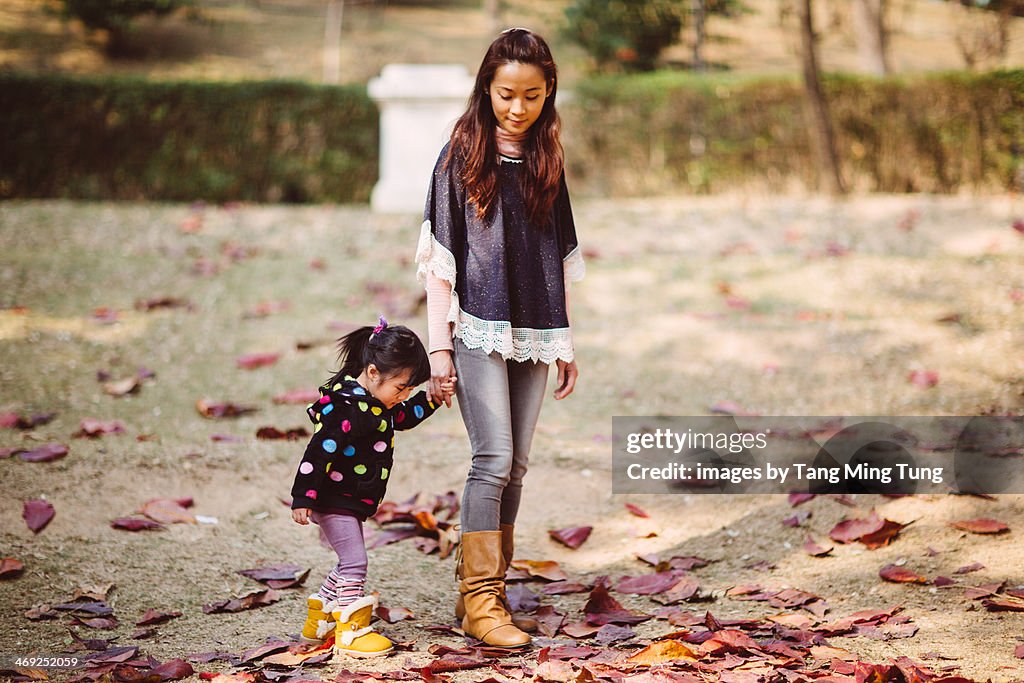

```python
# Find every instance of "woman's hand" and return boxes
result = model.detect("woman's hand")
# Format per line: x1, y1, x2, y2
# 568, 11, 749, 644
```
428, 349, 457, 408
554, 359, 578, 400
292, 507, 312, 525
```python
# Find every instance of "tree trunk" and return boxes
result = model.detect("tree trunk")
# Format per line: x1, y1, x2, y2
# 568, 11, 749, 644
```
798, 0, 845, 195
484, 0, 501, 36
692, 0, 706, 72
851, 0, 890, 75
323, 0, 344, 85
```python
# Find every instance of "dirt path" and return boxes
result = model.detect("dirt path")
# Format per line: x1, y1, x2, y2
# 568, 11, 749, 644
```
1, 194, 1022, 681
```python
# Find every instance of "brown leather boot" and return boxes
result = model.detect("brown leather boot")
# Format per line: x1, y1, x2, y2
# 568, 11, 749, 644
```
458, 530, 531, 648
454, 526, 537, 633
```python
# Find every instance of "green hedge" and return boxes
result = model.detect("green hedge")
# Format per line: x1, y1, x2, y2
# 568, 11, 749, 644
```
2, 71, 1021, 201
561, 70, 1024, 194
0, 74, 378, 203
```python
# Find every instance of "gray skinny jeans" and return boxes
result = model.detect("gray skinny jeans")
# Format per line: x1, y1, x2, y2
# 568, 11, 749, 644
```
453, 338, 549, 532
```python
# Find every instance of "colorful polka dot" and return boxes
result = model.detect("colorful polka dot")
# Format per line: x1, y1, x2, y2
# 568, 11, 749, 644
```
353, 387, 366, 395
299, 461, 313, 475
319, 396, 331, 404
322, 404, 334, 416
314, 423, 323, 434
343, 445, 356, 456
341, 419, 351, 433
353, 464, 367, 475
329, 471, 343, 482
371, 406, 382, 416
414, 405, 425, 419
396, 411, 405, 423
428, 401, 435, 410
377, 420, 387, 432
373, 441, 387, 452
361, 498, 374, 506
322, 439, 337, 453
358, 402, 368, 412
381, 467, 389, 480
305, 490, 317, 500
333, 383, 343, 390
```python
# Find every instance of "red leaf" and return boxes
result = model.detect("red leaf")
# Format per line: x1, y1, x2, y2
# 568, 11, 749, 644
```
982, 595, 1024, 612
272, 388, 321, 404
23, 499, 54, 533
541, 580, 590, 595
953, 562, 985, 574
829, 510, 885, 543
196, 398, 258, 419
803, 535, 833, 557
615, 571, 682, 595
18, 443, 69, 462
859, 519, 908, 549
949, 518, 1009, 534
140, 498, 196, 524
0, 557, 25, 579
583, 579, 651, 625
879, 564, 928, 584
111, 517, 165, 531
377, 605, 414, 623
651, 575, 701, 605
509, 560, 569, 582
203, 589, 282, 614
933, 576, 957, 587
135, 296, 191, 312
908, 369, 939, 388
236, 353, 280, 370
74, 419, 126, 438
1, 412, 57, 429
548, 525, 592, 549
136, 608, 182, 626
625, 503, 649, 518
783, 510, 811, 527
1015, 644, 1024, 659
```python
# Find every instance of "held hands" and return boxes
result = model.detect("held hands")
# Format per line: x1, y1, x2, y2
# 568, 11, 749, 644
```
554, 359, 579, 400
428, 349, 457, 408
292, 507, 312, 525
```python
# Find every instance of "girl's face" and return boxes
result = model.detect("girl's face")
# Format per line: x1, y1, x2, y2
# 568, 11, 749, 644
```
365, 365, 415, 409
489, 61, 549, 136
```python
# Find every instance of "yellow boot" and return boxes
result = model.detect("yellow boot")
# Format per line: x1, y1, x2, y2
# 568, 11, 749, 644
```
459, 530, 531, 648
300, 593, 336, 643
331, 595, 394, 658
454, 525, 538, 633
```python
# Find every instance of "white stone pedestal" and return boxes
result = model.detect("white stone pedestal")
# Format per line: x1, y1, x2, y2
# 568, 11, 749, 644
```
368, 64, 475, 214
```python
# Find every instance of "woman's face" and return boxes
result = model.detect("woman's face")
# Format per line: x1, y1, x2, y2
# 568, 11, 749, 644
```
489, 61, 549, 136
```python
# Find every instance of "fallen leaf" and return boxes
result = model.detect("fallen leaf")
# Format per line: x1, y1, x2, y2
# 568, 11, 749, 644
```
594, 623, 636, 646
954, 562, 985, 574
256, 426, 309, 440
949, 518, 1009, 534
378, 605, 414, 623
236, 352, 281, 370
708, 401, 760, 416
783, 510, 811, 527
560, 621, 601, 638
651, 576, 701, 604
203, 589, 282, 614
625, 503, 649, 518
803, 536, 833, 557
533, 605, 565, 638
272, 388, 321, 404
933, 576, 957, 587
74, 419, 126, 439
859, 519, 908, 549
626, 640, 698, 665
829, 510, 885, 543
0, 557, 25, 579
23, 499, 54, 533
509, 560, 569, 582
879, 564, 928, 584
1, 412, 57, 430
136, 608, 182, 626
549, 525, 592, 549
615, 572, 683, 595
982, 595, 1024, 612
18, 443, 69, 462
196, 398, 259, 419
135, 297, 191, 312
908, 370, 939, 388
506, 584, 540, 613
111, 517, 165, 531
583, 579, 651, 625
140, 499, 196, 525
541, 580, 590, 595
103, 376, 141, 396
242, 301, 290, 318
1015, 644, 1024, 659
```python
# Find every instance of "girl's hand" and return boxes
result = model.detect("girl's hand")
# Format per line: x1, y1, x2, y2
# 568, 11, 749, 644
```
428, 350, 456, 408
554, 359, 578, 400
292, 508, 312, 525
439, 377, 457, 402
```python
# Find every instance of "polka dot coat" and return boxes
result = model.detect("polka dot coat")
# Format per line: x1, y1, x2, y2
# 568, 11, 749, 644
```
290, 377, 438, 518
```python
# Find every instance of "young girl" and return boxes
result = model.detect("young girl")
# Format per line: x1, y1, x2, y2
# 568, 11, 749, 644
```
290, 317, 453, 657
415, 28, 584, 648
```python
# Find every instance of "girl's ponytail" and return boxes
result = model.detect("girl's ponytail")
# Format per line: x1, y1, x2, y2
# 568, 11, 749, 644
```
327, 319, 431, 389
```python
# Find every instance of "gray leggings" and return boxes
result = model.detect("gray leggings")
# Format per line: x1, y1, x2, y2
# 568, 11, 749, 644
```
453, 338, 549, 532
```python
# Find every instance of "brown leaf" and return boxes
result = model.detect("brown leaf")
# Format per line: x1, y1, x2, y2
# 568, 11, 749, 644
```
954, 562, 985, 574
236, 352, 281, 370
148, 659, 193, 681
272, 388, 321, 404
139, 498, 196, 525
111, 517, 165, 531
548, 525, 592, 549
626, 640, 698, 665
982, 595, 1024, 612
583, 579, 651, 625
377, 605, 414, 623
803, 535, 833, 557
103, 376, 141, 397
509, 559, 569, 582
652, 575, 701, 605
788, 493, 816, 507
782, 510, 811, 527
136, 608, 182, 626
1, 412, 57, 430
203, 588, 282, 614
829, 510, 885, 543
859, 519, 908, 549
135, 297, 191, 312
196, 398, 258, 419
18, 443, 69, 462
879, 564, 928, 584
0, 557, 25, 579
255, 426, 309, 440
949, 518, 1010, 534
541, 580, 590, 595
615, 572, 681, 595
23, 499, 54, 533
560, 621, 601, 638
74, 419, 126, 439
625, 503, 649, 518
1015, 644, 1024, 659
533, 605, 565, 638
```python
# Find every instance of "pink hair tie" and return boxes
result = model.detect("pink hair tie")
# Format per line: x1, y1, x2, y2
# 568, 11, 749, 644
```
372, 315, 388, 336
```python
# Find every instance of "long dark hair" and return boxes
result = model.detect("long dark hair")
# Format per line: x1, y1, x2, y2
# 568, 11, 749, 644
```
447, 28, 563, 228
327, 322, 430, 388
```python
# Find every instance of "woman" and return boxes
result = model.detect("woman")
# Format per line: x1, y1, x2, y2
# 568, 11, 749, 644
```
415, 27, 584, 648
